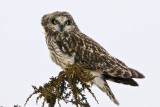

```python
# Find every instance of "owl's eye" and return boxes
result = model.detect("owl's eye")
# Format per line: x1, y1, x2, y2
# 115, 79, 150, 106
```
51, 19, 59, 25
65, 20, 71, 25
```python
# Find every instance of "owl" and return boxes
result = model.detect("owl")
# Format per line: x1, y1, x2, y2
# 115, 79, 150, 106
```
41, 11, 145, 105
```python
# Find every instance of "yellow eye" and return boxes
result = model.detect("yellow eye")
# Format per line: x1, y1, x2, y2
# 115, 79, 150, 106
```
51, 19, 59, 25
54, 20, 59, 24
65, 20, 70, 25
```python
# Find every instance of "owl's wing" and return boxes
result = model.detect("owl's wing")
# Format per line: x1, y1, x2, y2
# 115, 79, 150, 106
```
57, 32, 145, 79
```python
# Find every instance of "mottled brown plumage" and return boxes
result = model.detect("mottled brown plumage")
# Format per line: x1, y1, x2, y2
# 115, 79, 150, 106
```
41, 11, 145, 105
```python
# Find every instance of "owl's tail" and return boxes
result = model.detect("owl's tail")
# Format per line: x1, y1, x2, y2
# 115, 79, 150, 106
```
103, 68, 145, 86
103, 74, 139, 86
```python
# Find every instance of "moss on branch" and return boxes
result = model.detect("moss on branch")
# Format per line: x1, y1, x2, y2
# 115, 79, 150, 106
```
25, 64, 98, 107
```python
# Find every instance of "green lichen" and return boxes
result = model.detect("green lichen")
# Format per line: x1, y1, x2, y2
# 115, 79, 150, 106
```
25, 64, 98, 107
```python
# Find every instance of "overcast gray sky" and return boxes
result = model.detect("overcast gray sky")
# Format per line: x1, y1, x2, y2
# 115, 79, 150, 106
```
0, 0, 160, 107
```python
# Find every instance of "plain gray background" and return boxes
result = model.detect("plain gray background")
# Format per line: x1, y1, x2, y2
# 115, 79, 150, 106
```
0, 0, 160, 107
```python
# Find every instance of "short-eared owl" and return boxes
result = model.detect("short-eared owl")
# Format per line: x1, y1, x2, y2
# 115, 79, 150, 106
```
41, 11, 145, 105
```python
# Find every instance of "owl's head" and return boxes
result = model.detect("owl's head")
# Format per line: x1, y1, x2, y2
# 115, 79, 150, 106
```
42, 11, 78, 33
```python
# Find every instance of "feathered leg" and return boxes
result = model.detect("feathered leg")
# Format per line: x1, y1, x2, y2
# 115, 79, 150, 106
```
91, 72, 119, 105
102, 80, 119, 105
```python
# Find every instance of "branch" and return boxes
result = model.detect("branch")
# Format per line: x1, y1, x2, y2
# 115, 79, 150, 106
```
25, 64, 98, 107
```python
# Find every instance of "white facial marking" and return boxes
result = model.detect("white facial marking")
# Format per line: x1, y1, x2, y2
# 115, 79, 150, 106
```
56, 16, 68, 24
50, 16, 72, 32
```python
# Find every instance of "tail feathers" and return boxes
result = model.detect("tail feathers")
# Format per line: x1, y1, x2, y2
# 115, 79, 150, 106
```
103, 74, 139, 86
129, 68, 145, 78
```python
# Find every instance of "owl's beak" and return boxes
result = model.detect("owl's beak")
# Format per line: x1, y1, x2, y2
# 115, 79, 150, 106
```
60, 25, 64, 32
